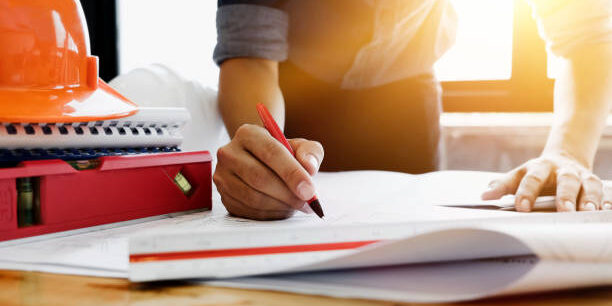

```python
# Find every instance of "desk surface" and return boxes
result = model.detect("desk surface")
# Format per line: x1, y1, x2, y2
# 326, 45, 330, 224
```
1, 270, 612, 306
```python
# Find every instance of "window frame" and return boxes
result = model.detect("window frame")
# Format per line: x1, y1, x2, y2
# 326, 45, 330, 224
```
441, 0, 554, 112
80, 0, 119, 82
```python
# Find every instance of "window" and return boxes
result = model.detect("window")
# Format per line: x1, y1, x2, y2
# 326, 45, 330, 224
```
441, 0, 553, 112
112, 0, 553, 112
117, 0, 219, 88
434, 0, 514, 81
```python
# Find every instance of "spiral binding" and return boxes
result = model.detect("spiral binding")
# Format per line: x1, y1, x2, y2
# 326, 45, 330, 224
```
2, 123, 170, 137
0, 108, 190, 166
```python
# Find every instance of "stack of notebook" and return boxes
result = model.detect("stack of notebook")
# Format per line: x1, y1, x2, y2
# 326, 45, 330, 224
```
0, 106, 213, 243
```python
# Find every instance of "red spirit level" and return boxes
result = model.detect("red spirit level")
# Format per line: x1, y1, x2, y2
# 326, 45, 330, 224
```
0, 151, 212, 242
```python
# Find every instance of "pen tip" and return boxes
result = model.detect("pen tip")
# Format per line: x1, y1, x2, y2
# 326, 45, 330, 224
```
309, 200, 325, 219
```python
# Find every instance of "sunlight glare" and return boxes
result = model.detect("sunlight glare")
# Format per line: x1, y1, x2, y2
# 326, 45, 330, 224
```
434, 0, 514, 81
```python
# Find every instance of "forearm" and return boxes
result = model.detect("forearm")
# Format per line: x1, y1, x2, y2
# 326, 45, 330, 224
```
543, 44, 612, 169
218, 58, 285, 137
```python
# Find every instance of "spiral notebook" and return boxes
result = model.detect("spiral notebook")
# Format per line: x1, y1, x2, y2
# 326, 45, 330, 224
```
0, 107, 190, 164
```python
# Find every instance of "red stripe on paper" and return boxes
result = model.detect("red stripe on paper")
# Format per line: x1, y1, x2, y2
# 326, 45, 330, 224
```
130, 240, 379, 263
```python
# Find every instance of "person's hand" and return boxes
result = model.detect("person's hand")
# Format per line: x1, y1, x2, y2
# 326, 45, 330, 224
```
213, 124, 324, 220
481, 152, 610, 212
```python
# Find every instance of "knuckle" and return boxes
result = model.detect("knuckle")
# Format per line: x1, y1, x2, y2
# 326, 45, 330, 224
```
556, 187, 579, 202
582, 174, 602, 187
556, 191, 575, 200
516, 189, 536, 199
216, 146, 232, 164
235, 124, 256, 139
556, 194, 573, 201
311, 140, 324, 156
237, 124, 266, 146
557, 169, 580, 182
523, 174, 545, 185
516, 188, 537, 199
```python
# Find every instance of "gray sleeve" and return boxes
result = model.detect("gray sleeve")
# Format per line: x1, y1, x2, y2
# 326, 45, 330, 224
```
213, 4, 289, 65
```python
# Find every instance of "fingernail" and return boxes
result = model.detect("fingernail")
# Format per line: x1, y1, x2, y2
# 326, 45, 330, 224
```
518, 198, 531, 211
583, 202, 597, 211
296, 181, 315, 201
603, 203, 612, 210
564, 200, 575, 211
307, 154, 319, 173
299, 203, 314, 214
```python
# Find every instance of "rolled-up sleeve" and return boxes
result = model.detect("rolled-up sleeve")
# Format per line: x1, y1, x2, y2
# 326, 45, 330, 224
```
530, 0, 612, 57
213, 1, 289, 65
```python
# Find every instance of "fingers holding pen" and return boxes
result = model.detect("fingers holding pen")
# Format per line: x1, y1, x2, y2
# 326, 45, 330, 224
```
216, 139, 305, 210
216, 169, 301, 212
237, 125, 316, 201
214, 124, 324, 220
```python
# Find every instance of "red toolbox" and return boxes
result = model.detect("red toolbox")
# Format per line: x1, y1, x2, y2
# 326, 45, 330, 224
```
0, 151, 212, 242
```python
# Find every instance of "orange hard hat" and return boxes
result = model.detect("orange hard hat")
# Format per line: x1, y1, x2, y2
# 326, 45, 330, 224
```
0, 0, 137, 123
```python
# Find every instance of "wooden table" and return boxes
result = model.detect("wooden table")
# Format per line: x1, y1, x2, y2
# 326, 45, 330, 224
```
1, 270, 612, 306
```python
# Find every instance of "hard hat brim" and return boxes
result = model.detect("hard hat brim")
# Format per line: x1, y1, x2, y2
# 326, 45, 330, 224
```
0, 79, 138, 123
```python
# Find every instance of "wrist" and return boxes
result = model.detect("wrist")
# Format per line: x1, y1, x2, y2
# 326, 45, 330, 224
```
542, 119, 601, 169
542, 145, 593, 169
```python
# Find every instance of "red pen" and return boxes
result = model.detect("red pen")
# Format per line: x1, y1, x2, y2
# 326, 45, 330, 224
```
256, 103, 325, 218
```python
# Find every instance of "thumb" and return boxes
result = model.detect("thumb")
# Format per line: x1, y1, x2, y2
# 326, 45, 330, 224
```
289, 138, 324, 176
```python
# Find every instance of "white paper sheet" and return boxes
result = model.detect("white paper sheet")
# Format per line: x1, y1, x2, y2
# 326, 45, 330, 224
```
0, 170, 610, 304
201, 224, 612, 303
205, 257, 542, 303
128, 221, 612, 280
208, 257, 612, 303
436, 195, 557, 210
128, 171, 612, 281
